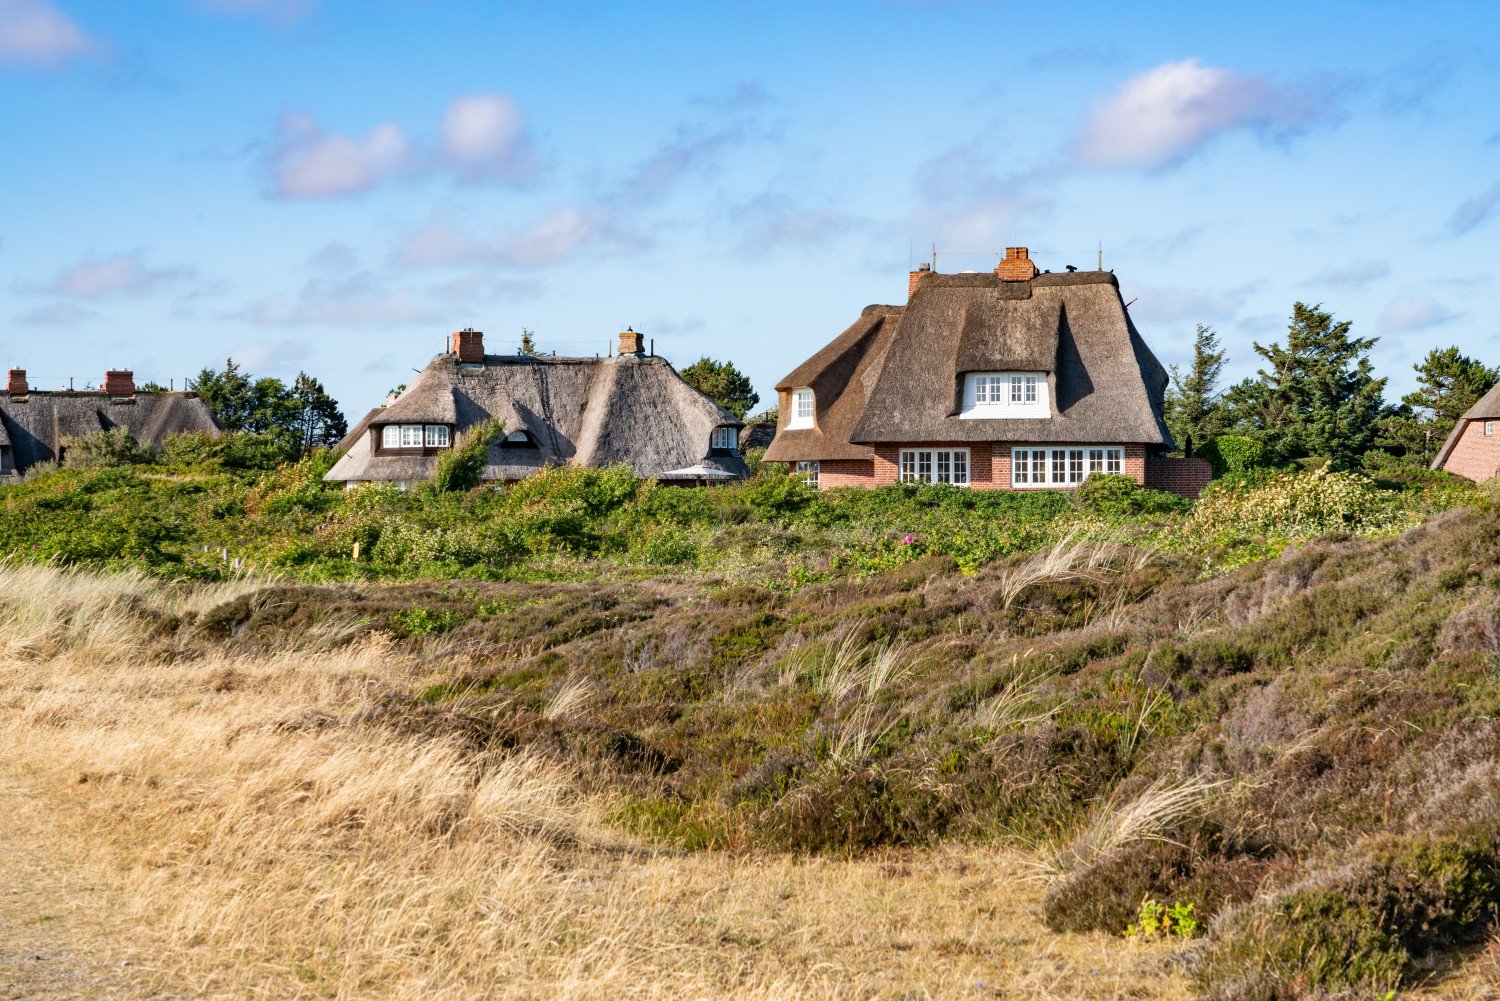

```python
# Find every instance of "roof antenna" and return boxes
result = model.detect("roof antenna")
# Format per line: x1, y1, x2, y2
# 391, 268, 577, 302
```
1098, 241, 1103, 271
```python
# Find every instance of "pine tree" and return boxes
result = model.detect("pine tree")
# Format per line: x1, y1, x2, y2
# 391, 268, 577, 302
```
1222, 303, 1389, 469
1378, 347, 1499, 466
291, 372, 349, 455
679, 356, 760, 419
1163, 324, 1227, 457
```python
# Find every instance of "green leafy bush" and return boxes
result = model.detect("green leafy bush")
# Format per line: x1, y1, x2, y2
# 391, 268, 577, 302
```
433, 419, 503, 492
1200, 435, 1271, 478
1075, 474, 1190, 517
61, 429, 157, 469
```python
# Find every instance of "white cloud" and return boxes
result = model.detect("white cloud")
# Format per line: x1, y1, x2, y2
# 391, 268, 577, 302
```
1308, 259, 1390, 290
1073, 58, 1328, 171
222, 338, 310, 372
268, 111, 411, 199
37, 250, 192, 299
0, 0, 94, 68
1447, 182, 1500, 236
439, 93, 530, 183
241, 273, 437, 327
730, 194, 857, 258
1125, 283, 1255, 327
497, 207, 601, 268
393, 220, 495, 269
1379, 296, 1460, 334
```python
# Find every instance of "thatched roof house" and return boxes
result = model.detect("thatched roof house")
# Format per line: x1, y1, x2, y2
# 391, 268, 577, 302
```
764, 247, 1210, 497
325, 329, 749, 487
0, 368, 217, 478
1432, 379, 1500, 481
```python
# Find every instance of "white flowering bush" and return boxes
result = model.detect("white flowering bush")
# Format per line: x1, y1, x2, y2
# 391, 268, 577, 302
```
1184, 467, 1410, 545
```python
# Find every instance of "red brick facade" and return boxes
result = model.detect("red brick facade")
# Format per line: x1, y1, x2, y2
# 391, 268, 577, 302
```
1442, 418, 1500, 482
103, 370, 135, 396
1145, 454, 1213, 499
450, 328, 484, 363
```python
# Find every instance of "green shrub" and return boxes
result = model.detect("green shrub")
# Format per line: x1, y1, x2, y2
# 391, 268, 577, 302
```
433, 419, 503, 492
1075, 473, 1190, 517
160, 430, 295, 471
61, 428, 157, 468
1200, 435, 1271, 479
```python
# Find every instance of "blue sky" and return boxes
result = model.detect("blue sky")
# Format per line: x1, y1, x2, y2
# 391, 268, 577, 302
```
3, 0, 1498, 418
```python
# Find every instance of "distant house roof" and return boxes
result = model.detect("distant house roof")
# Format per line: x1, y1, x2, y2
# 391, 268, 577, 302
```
764, 269, 1172, 462
1431, 379, 1500, 470
326, 350, 750, 484
0, 391, 218, 475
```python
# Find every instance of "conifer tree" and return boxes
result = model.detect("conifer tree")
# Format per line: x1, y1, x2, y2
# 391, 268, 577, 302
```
1164, 324, 1227, 457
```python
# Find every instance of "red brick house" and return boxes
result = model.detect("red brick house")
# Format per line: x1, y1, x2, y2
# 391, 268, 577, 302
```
1432, 380, 1500, 482
763, 247, 1210, 497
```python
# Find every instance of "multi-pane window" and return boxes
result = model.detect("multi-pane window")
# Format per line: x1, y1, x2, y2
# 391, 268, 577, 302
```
1487, 421, 1496, 437
788, 387, 815, 428
899, 448, 969, 486
962, 372, 1046, 418
711, 426, 738, 451
796, 460, 819, 488
380, 424, 452, 449
1011, 446, 1124, 487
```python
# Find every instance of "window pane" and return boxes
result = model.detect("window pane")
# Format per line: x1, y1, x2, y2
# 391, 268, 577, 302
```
936, 450, 951, 483
952, 450, 968, 485
1024, 376, 1038, 404
918, 450, 932, 480
1010, 375, 1022, 403
426, 426, 448, 447
1011, 448, 1026, 484
400, 425, 422, 447
1107, 448, 1122, 474
1050, 450, 1066, 484
1088, 448, 1104, 473
900, 450, 916, 482
1069, 449, 1084, 483
382, 426, 399, 447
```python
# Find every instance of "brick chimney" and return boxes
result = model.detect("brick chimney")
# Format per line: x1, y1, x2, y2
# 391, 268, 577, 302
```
103, 369, 135, 396
908, 262, 932, 300
617, 327, 645, 357
995, 246, 1038, 281
6, 369, 26, 395
450, 328, 484, 364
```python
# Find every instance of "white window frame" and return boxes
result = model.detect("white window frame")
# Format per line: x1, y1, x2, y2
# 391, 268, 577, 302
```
961, 372, 1048, 419
788, 387, 815, 429
796, 460, 819, 488
898, 448, 969, 486
1486, 421, 1495, 437
1011, 446, 1124, 488
382, 425, 400, 448
425, 425, 449, 448
382, 424, 451, 449
711, 426, 738, 452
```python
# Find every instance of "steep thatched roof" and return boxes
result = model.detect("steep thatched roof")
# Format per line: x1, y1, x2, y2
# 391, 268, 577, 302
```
766, 270, 1172, 461
1431, 378, 1500, 469
763, 305, 902, 462
325, 352, 750, 483
0, 391, 217, 473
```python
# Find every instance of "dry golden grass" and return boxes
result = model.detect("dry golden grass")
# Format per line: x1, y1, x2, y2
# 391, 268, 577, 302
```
0, 565, 1192, 1000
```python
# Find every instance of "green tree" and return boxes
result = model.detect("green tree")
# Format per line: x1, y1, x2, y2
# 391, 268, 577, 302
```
189, 358, 255, 430
519, 328, 537, 355
679, 356, 760, 419
291, 372, 348, 455
1222, 303, 1389, 469
1163, 324, 1227, 458
1377, 347, 1499, 466
433, 419, 503, 492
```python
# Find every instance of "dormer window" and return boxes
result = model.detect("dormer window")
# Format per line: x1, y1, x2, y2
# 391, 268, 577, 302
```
380, 424, 451, 449
788, 387, 815, 429
710, 426, 738, 453
501, 430, 538, 448
961, 372, 1048, 419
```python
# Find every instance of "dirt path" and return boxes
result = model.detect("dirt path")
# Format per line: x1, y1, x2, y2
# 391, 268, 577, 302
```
0, 772, 143, 1001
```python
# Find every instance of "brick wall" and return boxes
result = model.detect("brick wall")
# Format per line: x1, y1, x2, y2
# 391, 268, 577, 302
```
1442, 419, 1500, 482
1146, 453, 1213, 499
819, 458, 876, 488
103, 370, 135, 396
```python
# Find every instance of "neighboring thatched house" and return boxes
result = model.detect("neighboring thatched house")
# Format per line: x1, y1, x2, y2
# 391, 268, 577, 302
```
325, 328, 750, 487
763, 247, 1210, 497
0, 368, 217, 478
1432, 379, 1500, 481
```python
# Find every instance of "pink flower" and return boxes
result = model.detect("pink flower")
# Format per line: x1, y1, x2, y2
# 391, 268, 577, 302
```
902, 534, 915, 544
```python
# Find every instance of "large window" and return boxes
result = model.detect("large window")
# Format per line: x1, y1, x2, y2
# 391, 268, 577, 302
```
380, 424, 452, 449
1011, 446, 1123, 487
788, 387, 815, 429
962, 372, 1048, 419
899, 448, 969, 486
796, 460, 819, 488
711, 426, 738, 452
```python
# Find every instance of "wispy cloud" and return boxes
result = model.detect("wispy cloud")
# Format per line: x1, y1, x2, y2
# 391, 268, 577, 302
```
264, 92, 534, 199
239, 273, 438, 327
195, 0, 313, 26
1379, 296, 1460, 334
1447, 182, 1500, 236
1307, 259, 1390, 290
496, 206, 603, 268
0, 0, 95, 68
14, 301, 97, 327
1073, 58, 1334, 171
1125, 282, 1259, 328
25, 250, 195, 299
730, 193, 860, 258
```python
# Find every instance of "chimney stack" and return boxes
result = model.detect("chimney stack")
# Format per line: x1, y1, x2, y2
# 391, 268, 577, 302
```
908, 262, 932, 300
450, 328, 484, 364
6, 369, 26, 395
104, 369, 135, 397
995, 246, 1038, 281
617, 327, 645, 357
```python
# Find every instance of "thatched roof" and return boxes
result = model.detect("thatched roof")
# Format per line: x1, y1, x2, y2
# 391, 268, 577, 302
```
766, 270, 1172, 461
762, 305, 902, 462
0, 391, 217, 473
1431, 378, 1500, 469
325, 352, 750, 484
